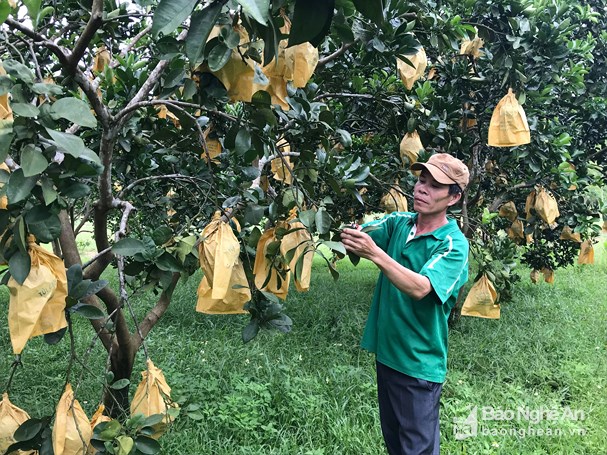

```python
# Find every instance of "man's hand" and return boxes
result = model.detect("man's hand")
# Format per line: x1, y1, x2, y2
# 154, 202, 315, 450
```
340, 227, 379, 261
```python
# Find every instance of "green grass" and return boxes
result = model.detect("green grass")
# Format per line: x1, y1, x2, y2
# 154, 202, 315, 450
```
0, 238, 606, 454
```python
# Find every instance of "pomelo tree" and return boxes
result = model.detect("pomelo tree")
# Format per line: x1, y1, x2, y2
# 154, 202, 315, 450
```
0, 0, 605, 451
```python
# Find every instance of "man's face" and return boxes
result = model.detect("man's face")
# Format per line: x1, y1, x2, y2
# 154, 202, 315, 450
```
413, 169, 461, 215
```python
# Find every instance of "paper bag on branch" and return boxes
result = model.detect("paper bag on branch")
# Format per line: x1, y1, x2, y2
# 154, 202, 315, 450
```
577, 240, 594, 265
0, 393, 33, 455
559, 226, 581, 243
381, 187, 408, 213
0, 61, 13, 122
253, 223, 291, 300
280, 210, 314, 292
196, 212, 250, 314
541, 267, 554, 284
396, 47, 427, 90
530, 269, 540, 284
8, 239, 68, 354
507, 219, 525, 242
461, 274, 500, 319
400, 131, 423, 166
271, 139, 294, 184
534, 187, 559, 225
130, 360, 178, 440
498, 201, 518, 221
0, 162, 10, 209
488, 88, 531, 147
52, 384, 91, 455
201, 127, 222, 163
460, 37, 484, 59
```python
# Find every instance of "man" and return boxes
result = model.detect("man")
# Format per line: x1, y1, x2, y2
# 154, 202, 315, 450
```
340, 153, 470, 455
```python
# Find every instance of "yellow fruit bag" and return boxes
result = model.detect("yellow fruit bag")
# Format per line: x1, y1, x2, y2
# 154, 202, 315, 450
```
507, 219, 525, 242
541, 267, 554, 284
488, 88, 531, 147
280, 211, 314, 292
460, 36, 484, 59
559, 226, 581, 243
52, 384, 92, 455
130, 360, 177, 439
196, 212, 250, 314
530, 269, 540, 284
8, 240, 68, 354
92, 46, 110, 73
534, 187, 559, 225
0, 393, 32, 455
271, 141, 294, 185
380, 187, 408, 213
0, 162, 10, 209
399, 131, 423, 166
461, 274, 500, 319
0, 61, 13, 122
253, 223, 291, 300
577, 240, 594, 265
396, 47, 427, 90
498, 201, 518, 221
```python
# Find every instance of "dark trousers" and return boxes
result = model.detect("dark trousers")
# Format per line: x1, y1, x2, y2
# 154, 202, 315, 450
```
376, 361, 442, 455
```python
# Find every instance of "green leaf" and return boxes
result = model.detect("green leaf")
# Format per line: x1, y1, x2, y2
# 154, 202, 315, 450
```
73, 304, 105, 319
235, 128, 252, 154
315, 207, 331, 234
142, 414, 164, 427
27, 213, 61, 243
40, 178, 58, 205
185, 3, 224, 63
322, 240, 346, 256
49, 98, 97, 128
44, 327, 67, 345
112, 238, 146, 256
207, 42, 232, 72
9, 249, 31, 285
22, 0, 41, 26
82, 279, 108, 299
0, 120, 13, 162
151, 226, 173, 245
155, 252, 184, 272
96, 420, 122, 441
7, 168, 37, 204
336, 128, 352, 148
288, 0, 335, 47
151, 0, 197, 38
31, 82, 63, 96
60, 182, 91, 198
135, 435, 162, 454
116, 435, 134, 455
110, 378, 130, 390
298, 209, 316, 230
14, 418, 43, 442
45, 128, 101, 165
0, 2, 10, 25
11, 103, 39, 118
242, 320, 260, 343
236, 0, 269, 25
2, 59, 34, 84
352, 0, 384, 25
20, 145, 48, 177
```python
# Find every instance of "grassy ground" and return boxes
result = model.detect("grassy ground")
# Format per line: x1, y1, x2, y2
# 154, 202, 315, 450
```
0, 238, 606, 454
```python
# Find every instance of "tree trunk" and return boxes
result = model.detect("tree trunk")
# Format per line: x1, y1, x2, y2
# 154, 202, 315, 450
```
104, 345, 137, 418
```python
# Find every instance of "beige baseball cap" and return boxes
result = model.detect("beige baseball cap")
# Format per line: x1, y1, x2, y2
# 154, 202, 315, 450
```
410, 153, 470, 190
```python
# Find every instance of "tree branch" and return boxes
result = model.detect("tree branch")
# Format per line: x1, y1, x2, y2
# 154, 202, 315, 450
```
5, 17, 70, 67
68, 0, 104, 72
137, 273, 180, 345
317, 42, 355, 70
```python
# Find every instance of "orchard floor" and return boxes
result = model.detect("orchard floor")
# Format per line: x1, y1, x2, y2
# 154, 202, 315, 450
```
0, 238, 606, 454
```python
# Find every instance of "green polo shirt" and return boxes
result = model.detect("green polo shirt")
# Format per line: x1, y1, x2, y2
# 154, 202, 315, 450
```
361, 212, 469, 383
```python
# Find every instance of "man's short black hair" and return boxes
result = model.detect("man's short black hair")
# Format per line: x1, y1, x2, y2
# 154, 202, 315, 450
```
449, 184, 463, 196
